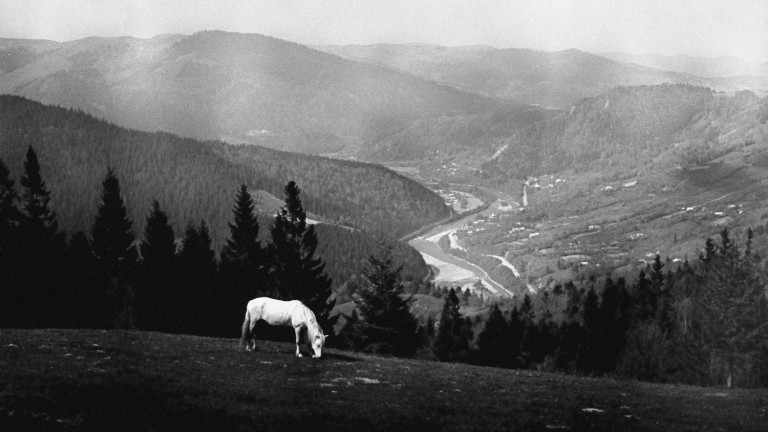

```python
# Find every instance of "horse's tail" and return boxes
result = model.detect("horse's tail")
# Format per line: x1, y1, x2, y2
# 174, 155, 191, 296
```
240, 309, 252, 347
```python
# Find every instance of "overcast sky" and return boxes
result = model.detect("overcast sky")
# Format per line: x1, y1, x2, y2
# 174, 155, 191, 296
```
1, 0, 767, 61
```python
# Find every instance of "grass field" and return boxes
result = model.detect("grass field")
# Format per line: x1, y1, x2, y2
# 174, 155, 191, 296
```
1, 329, 767, 431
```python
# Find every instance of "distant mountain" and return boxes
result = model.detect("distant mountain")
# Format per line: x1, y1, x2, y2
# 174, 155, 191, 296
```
0, 96, 448, 287
600, 52, 768, 78
481, 84, 768, 181
0, 32, 506, 156
319, 44, 768, 108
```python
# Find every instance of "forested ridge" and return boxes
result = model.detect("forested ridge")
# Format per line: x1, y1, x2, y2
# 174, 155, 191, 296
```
0, 95, 449, 241
0, 96, 447, 289
482, 85, 768, 181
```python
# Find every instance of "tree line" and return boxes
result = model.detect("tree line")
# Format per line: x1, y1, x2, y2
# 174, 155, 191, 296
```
0, 147, 335, 337
422, 228, 768, 388
0, 95, 448, 289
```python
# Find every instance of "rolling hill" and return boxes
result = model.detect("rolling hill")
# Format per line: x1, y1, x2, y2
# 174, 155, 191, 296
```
601, 51, 768, 78
422, 85, 768, 290
0, 95, 446, 288
483, 84, 768, 180
319, 44, 768, 109
0, 31, 508, 156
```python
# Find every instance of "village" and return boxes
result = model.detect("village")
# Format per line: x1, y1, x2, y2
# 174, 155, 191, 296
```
429, 173, 754, 293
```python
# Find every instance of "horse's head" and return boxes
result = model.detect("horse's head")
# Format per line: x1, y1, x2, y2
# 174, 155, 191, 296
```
311, 331, 326, 358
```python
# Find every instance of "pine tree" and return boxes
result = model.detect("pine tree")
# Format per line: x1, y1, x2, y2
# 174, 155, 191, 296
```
177, 221, 219, 336
0, 157, 22, 233
220, 184, 266, 334
19, 146, 60, 237
0, 158, 23, 327
221, 184, 265, 297
91, 168, 137, 328
699, 237, 717, 265
16, 147, 66, 327
62, 231, 110, 329
477, 303, 515, 368
696, 234, 768, 387
269, 180, 336, 333
432, 288, 463, 361
136, 201, 177, 331
354, 240, 420, 357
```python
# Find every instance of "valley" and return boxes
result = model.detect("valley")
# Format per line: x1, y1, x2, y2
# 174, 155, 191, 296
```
397, 138, 768, 298
2, 31, 768, 302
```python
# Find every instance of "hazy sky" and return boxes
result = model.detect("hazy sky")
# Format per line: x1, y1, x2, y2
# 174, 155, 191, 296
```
1, 0, 767, 61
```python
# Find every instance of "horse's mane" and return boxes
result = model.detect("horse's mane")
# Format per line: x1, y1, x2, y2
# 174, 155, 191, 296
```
298, 303, 320, 338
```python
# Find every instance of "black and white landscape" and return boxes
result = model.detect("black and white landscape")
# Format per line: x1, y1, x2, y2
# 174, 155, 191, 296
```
1, 1, 768, 430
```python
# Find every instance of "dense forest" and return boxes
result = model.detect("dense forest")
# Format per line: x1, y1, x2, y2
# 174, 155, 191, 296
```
0, 96, 448, 288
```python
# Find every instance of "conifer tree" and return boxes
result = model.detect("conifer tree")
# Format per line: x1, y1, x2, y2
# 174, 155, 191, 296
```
16, 146, 65, 327
91, 168, 137, 328
354, 240, 419, 357
433, 288, 463, 361
269, 180, 336, 333
0, 157, 22, 234
696, 233, 768, 387
136, 201, 177, 331
62, 231, 108, 329
477, 303, 515, 368
221, 184, 265, 298
178, 221, 219, 335
19, 146, 59, 237
0, 158, 23, 327
220, 184, 266, 333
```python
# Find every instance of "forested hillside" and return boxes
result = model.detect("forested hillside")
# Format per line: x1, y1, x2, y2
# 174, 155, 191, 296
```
0, 32, 504, 156
482, 85, 768, 181
0, 96, 446, 287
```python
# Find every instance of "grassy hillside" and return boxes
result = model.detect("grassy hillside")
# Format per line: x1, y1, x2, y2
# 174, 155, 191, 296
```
1, 329, 767, 431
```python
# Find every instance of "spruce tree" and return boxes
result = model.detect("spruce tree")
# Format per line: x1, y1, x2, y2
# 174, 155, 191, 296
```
16, 147, 65, 327
477, 303, 515, 368
221, 184, 265, 297
178, 221, 219, 335
220, 184, 266, 333
433, 288, 463, 361
136, 201, 177, 331
354, 240, 419, 357
62, 231, 108, 329
91, 168, 137, 328
269, 180, 336, 334
0, 158, 23, 327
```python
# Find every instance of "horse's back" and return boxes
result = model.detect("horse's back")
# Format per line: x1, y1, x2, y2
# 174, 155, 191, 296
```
247, 297, 303, 327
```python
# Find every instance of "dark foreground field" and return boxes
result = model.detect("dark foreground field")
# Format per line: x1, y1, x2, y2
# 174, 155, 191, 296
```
1, 329, 767, 431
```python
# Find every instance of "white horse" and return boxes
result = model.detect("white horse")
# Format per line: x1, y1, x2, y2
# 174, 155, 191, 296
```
240, 297, 327, 358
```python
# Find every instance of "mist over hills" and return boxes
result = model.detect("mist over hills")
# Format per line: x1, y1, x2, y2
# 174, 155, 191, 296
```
600, 52, 768, 79
4, 31, 766, 169
319, 44, 768, 109
0, 31, 505, 156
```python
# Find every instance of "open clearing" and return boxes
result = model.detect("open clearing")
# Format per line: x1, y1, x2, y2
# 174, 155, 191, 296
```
2, 329, 767, 431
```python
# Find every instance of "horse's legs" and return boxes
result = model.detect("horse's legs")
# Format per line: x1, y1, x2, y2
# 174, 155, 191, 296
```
246, 322, 256, 352
294, 326, 303, 357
